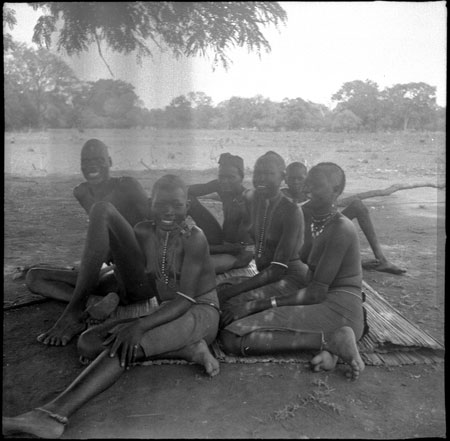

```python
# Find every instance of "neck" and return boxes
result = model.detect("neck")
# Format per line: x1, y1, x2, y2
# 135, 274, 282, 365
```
265, 189, 281, 203
312, 205, 336, 217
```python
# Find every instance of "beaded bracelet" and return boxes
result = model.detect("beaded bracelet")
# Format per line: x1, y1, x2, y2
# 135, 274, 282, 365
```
270, 297, 278, 308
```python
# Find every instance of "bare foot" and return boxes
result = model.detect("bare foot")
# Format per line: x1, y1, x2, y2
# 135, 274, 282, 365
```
37, 310, 86, 346
362, 258, 406, 275
310, 350, 338, 372
184, 340, 220, 377
85, 292, 119, 321
324, 327, 365, 380
2, 408, 66, 439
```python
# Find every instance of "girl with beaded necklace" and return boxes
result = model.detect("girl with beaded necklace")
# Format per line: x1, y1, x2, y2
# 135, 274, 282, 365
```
219, 162, 365, 380
3, 174, 221, 439
218, 151, 309, 321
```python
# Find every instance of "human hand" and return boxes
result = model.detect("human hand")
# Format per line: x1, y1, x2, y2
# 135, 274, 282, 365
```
103, 321, 144, 369
220, 302, 253, 328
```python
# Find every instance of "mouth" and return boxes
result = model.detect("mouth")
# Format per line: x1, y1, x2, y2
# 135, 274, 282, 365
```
87, 171, 100, 179
255, 185, 267, 191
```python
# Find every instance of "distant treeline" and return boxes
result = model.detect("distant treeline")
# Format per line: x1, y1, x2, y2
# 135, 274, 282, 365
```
5, 42, 446, 132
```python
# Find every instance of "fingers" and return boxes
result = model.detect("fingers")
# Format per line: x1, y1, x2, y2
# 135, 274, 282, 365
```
110, 335, 122, 357
103, 333, 115, 346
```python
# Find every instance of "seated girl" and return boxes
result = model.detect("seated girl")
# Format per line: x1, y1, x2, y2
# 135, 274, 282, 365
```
187, 152, 254, 273
3, 175, 220, 439
217, 150, 308, 316
219, 162, 366, 380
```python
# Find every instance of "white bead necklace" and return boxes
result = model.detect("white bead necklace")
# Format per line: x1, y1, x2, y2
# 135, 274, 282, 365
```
311, 212, 338, 239
161, 231, 170, 285
256, 202, 269, 258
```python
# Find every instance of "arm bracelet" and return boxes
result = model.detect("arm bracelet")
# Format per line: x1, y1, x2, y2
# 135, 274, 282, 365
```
270, 261, 288, 269
176, 291, 197, 304
270, 297, 278, 308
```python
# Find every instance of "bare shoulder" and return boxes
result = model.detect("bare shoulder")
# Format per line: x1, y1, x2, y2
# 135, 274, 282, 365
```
333, 214, 358, 236
117, 176, 144, 192
73, 182, 88, 199
182, 225, 209, 251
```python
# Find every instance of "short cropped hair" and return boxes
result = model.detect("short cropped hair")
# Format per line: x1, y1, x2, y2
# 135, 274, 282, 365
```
256, 151, 286, 173
286, 162, 307, 174
218, 153, 244, 178
310, 162, 346, 195
151, 174, 187, 199
81, 139, 108, 156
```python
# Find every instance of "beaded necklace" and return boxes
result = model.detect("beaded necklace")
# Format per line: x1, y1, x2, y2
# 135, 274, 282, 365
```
160, 231, 170, 285
256, 196, 281, 258
256, 201, 269, 258
311, 211, 338, 239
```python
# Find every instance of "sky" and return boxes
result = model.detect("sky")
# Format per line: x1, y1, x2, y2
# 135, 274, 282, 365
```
7, 1, 447, 110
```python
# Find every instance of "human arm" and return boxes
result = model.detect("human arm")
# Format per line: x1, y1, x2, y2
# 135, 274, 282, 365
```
118, 177, 150, 224
188, 180, 220, 198
106, 226, 211, 366
73, 183, 94, 214
219, 204, 304, 302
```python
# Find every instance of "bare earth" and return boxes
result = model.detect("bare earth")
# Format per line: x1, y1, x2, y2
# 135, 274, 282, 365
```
3, 129, 445, 438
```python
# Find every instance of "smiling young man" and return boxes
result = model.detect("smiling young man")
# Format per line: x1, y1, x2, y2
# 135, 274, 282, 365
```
32, 139, 154, 342
187, 152, 254, 273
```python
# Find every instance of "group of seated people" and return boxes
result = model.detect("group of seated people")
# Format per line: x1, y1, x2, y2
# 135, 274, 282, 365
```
4, 138, 404, 438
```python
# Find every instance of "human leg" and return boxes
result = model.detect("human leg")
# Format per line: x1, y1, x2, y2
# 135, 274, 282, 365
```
37, 201, 153, 346
2, 350, 126, 439
25, 266, 117, 304
341, 199, 406, 274
79, 302, 220, 376
220, 292, 365, 379
26, 268, 78, 302
219, 326, 364, 380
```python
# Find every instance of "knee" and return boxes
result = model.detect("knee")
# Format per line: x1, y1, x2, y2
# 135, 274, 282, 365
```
77, 328, 105, 359
89, 200, 116, 221
25, 268, 43, 290
218, 330, 242, 355
349, 198, 368, 215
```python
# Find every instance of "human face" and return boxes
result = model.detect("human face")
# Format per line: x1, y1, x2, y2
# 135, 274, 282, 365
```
218, 164, 243, 193
151, 187, 188, 231
303, 170, 339, 213
286, 166, 307, 197
252, 158, 284, 198
81, 147, 111, 185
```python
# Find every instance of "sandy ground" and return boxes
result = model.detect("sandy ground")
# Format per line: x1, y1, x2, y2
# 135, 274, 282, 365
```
3, 129, 446, 438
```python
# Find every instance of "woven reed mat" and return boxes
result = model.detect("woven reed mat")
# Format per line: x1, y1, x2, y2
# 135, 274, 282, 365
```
88, 260, 443, 367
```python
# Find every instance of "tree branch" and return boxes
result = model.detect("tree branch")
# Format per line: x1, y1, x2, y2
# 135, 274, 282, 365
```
94, 32, 115, 78
338, 182, 446, 206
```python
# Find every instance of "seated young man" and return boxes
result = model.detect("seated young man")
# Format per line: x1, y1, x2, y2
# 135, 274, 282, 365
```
3, 174, 220, 439
31, 138, 152, 334
187, 152, 254, 273
281, 161, 406, 275
219, 163, 365, 381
